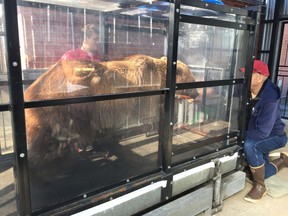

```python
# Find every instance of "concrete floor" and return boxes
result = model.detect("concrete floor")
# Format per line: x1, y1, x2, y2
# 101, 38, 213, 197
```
213, 119, 288, 216
214, 168, 288, 216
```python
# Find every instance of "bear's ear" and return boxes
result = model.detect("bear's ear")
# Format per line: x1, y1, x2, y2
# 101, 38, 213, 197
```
160, 56, 167, 61
175, 61, 185, 76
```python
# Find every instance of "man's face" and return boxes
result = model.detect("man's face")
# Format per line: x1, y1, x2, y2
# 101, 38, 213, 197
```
250, 72, 265, 91
86, 32, 100, 53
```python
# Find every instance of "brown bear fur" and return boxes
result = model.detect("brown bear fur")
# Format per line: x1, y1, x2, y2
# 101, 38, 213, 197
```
24, 55, 198, 179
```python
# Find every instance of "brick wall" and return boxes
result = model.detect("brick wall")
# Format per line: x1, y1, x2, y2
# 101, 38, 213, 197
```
18, 5, 166, 69
106, 16, 166, 60
18, 6, 100, 69
279, 25, 288, 66
17, 1, 261, 70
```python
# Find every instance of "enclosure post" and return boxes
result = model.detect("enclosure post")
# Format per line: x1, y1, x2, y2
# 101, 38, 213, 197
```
159, 0, 181, 201
268, 0, 284, 83
3, 0, 32, 215
161, 0, 181, 172
239, 9, 261, 142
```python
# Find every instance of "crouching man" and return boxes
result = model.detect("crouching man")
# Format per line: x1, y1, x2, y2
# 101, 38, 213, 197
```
240, 60, 287, 203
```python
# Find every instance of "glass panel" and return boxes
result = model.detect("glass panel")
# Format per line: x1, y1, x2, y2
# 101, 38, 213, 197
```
175, 12, 248, 157
261, 23, 273, 51
265, 0, 275, 19
172, 84, 241, 164
0, 36, 9, 104
0, 111, 13, 154
0, 2, 4, 32
178, 23, 248, 81
180, 4, 249, 23
19, 0, 169, 211
26, 96, 161, 210
18, 1, 170, 100
0, 112, 16, 216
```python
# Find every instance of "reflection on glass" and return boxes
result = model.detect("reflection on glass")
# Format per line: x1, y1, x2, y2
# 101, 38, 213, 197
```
178, 23, 246, 82
18, 1, 170, 101
26, 96, 161, 210
172, 85, 241, 162
23, 53, 203, 101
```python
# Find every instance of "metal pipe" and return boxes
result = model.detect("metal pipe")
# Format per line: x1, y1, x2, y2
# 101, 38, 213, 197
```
212, 159, 223, 214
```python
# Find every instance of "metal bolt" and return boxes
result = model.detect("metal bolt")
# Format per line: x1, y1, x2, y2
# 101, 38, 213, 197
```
173, 61, 176, 65
170, 122, 173, 126
239, 24, 242, 28
12, 62, 18, 67
83, 194, 87, 198
176, 8, 180, 13
20, 153, 25, 158
166, 196, 169, 200
126, 179, 130, 183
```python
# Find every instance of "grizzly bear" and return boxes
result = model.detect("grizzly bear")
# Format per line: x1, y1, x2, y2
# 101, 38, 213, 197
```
24, 55, 198, 180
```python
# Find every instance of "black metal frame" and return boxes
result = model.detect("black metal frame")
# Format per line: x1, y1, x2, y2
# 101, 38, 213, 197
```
267, 0, 283, 83
261, 0, 288, 119
2, 0, 260, 215
3, 0, 32, 215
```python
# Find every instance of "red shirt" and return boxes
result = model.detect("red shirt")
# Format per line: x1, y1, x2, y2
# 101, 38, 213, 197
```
61, 48, 101, 62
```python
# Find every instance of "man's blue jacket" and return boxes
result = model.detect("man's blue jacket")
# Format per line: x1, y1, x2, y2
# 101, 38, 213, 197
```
246, 79, 286, 139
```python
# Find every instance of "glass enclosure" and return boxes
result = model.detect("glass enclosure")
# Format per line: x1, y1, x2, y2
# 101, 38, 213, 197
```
0, 0, 257, 215
18, 0, 170, 211
172, 5, 249, 164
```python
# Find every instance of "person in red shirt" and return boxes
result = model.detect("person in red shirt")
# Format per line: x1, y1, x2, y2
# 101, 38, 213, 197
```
61, 24, 102, 62
61, 24, 109, 157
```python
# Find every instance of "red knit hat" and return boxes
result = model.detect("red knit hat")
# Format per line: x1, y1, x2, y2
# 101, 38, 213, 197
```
239, 60, 270, 77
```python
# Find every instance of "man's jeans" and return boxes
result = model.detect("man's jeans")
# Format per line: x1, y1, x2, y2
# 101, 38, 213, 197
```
244, 133, 287, 179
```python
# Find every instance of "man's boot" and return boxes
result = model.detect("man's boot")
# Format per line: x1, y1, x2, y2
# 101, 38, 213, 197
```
244, 164, 267, 203
280, 152, 288, 167
271, 158, 285, 172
